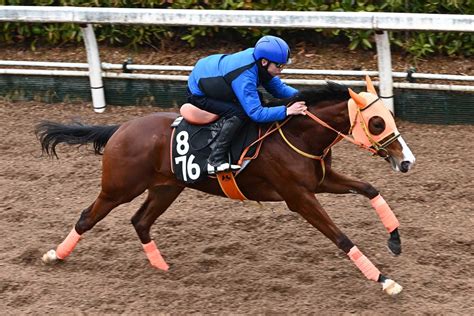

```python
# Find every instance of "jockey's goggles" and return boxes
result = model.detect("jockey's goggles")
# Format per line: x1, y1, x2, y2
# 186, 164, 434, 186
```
272, 58, 292, 69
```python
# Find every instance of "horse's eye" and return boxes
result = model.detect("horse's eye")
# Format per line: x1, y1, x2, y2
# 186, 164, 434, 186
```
368, 116, 386, 135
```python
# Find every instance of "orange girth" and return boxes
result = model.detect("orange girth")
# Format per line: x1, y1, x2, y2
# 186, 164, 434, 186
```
217, 171, 247, 201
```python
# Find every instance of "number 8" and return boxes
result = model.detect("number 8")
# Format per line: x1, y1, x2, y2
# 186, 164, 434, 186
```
176, 131, 189, 155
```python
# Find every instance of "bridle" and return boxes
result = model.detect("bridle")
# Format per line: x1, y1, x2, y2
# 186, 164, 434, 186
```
349, 97, 400, 158
237, 92, 399, 184
275, 96, 400, 183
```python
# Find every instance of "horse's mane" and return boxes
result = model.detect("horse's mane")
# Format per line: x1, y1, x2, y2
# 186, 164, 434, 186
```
297, 81, 350, 105
266, 81, 350, 107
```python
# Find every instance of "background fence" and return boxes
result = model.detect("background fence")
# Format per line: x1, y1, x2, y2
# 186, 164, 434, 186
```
1, 6, 473, 123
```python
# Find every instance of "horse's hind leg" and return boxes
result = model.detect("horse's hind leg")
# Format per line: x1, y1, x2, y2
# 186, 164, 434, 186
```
42, 192, 123, 264
131, 185, 184, 271
320, 170, 401, 255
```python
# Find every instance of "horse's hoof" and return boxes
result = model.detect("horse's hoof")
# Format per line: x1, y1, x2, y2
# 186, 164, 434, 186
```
382, 279, 403, 296
42, 249, 59, 264
387, 239, 402, 256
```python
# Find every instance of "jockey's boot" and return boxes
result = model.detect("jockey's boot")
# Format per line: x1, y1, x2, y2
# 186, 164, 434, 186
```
207, 116, 243, 175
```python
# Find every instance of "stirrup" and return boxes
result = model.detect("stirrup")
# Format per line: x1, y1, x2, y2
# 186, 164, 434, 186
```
207, 163, 240, 175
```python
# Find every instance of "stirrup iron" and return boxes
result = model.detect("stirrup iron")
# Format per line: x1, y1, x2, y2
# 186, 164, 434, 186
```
207, 163, 240, 175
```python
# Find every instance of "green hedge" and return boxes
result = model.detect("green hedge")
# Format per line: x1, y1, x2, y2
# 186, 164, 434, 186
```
1, 0, 473, 57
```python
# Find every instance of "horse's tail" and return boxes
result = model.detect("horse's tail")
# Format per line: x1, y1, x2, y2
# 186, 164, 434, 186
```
35, 121, 120, 158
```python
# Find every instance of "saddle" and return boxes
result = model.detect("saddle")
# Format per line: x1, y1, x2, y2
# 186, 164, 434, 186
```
170, 103, 262, 184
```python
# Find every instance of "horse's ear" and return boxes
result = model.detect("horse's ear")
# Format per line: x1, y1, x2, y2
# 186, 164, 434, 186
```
365, 75, 378, 95
348, 88, 367, 108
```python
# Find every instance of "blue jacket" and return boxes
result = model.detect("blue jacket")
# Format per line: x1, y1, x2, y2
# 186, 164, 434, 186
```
188, 48, 298, 123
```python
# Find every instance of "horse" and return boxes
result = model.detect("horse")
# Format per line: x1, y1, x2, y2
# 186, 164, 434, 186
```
36, 76, 415, 296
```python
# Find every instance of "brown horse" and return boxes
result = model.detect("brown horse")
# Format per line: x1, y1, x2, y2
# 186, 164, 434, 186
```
36, 76, 415, 296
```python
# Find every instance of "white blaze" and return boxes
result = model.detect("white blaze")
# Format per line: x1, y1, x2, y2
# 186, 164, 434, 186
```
398, 136, 416, 168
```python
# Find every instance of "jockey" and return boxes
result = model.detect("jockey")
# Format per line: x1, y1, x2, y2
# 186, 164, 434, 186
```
187, 35, 307, 175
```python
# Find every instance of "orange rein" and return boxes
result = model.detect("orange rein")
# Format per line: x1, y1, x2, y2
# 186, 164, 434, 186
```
304, 109, 378, 155
274, 108, 379, 185
237, 102, 379, 185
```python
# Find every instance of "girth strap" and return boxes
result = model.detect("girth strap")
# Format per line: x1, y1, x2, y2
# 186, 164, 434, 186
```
217, 171, 248, 201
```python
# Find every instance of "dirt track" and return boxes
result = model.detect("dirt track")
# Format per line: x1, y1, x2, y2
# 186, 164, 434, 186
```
0, 100, 473, 314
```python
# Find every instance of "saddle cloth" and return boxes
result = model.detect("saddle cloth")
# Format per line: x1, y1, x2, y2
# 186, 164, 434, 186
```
171, 117, 259, 184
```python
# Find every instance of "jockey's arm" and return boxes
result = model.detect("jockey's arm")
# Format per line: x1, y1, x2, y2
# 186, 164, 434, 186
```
232, 73, 287, 123
263, 76, 298, 99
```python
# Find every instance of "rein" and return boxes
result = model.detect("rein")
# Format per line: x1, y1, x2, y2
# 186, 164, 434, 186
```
237, 119, 292, 165
275, 104, 384, 185
238, 98, 396, 185
304, 110, 378, 154
277, 108, 379, 160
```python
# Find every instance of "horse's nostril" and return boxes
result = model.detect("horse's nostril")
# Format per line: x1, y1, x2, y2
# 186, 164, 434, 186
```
401, 161, 411, 171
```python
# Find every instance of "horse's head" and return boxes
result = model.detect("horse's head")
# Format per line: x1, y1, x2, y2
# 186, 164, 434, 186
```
347, 76, 415, 173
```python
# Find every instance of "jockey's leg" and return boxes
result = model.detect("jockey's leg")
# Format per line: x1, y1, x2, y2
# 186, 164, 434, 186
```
207, 116, 244, 174
319, 169, 401, 255
187, 95, 247, 174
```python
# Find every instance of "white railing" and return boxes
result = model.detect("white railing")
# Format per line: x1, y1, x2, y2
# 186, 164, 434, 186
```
2, 60, 473, 81
1, 6, 473, 113
2, 61, 474, 92
1, 7, 472, 31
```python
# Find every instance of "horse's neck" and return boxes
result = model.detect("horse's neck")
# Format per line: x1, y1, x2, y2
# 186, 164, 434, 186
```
286, 99, 350, 153
318, 100, 351, 133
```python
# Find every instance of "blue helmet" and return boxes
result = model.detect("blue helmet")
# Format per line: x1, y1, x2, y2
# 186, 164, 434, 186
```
254, 35, 291, 64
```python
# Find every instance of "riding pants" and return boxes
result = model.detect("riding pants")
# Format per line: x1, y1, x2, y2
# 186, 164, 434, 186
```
187, 92, 248, 121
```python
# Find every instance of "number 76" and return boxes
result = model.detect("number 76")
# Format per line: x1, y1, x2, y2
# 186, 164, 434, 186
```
175, 154, 200, 181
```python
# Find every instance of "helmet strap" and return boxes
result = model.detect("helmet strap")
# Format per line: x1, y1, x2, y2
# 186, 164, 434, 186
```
257, 59, 274, 83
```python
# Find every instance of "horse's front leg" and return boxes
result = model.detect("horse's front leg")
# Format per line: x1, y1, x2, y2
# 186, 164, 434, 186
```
320, 170, 401, 255
284, 189, 402, 296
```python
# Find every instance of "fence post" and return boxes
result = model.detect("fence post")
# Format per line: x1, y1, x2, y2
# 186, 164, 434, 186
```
375, 31, 394, 114
81, 24, 106, 113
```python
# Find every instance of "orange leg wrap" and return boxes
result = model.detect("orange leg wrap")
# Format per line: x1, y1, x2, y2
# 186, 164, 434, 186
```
142, 241, 169, 271
56, 227, 81, 260
348, 246, 380, 281
371, 194, 399, 233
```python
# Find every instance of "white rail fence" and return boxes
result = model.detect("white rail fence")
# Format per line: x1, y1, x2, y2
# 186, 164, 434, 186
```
1, 6, 473, 113
2, 61, 473, 91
